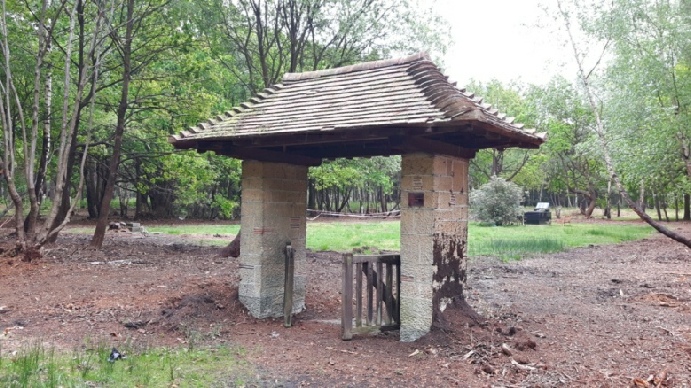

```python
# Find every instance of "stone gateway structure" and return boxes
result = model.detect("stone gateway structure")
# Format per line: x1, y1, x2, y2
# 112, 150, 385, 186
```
170, 53, 545, 341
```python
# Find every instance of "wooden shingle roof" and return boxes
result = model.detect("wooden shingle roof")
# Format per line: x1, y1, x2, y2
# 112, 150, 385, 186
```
171, 53, 545, 166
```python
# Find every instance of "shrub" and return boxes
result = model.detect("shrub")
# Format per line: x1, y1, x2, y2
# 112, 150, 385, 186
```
470, 177, 524, 226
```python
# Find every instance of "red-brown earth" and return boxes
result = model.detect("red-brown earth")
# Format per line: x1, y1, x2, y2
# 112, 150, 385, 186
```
0, 218, 689, 387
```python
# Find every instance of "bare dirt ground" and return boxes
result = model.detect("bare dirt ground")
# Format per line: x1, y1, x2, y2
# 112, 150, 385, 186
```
0, 219, 690, 387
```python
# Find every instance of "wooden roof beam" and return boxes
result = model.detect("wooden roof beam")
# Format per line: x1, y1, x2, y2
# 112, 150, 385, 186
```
200, 143, 323, 166
391, 135, 477, 159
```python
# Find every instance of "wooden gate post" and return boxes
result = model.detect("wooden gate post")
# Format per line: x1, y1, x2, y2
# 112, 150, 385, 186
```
342, 253, 354, 340
283, 242, 295, 327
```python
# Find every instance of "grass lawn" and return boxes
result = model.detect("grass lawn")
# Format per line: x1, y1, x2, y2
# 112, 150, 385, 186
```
467, 223, 653, 260
304, 221, 652, 259
66, 220, 653, 259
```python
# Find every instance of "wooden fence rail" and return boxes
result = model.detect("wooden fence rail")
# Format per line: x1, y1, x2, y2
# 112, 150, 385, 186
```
341, 253, 400, 340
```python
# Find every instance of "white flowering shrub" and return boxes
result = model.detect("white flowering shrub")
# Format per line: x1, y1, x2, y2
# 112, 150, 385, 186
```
470, 177, 524, 226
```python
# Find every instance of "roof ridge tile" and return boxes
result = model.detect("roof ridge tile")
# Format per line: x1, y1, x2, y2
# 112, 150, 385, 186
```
283, 52, 430, 82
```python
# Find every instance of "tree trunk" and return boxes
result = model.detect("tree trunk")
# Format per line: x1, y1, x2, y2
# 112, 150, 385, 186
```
92, 0, 134, 248
604, 178, 612, 219
85, 156, 105, 218
584, 194, 596, 218
654, 192, 662, 221
639, 181, 645, 213
307, 178, 316, 212
684, 194, 690, 221
336, 187, 351, 213
323, 189, 331, 211
117, 187, 128, 218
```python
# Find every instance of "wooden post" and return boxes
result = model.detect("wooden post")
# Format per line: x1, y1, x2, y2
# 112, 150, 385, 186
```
342, 253, 354, 340
283, 242, 294, 328
385, 262, 393, 325
395, 261, 401, 324
366, 262, 374, 325
355, 262, 362, 327
376, 261, 383, 325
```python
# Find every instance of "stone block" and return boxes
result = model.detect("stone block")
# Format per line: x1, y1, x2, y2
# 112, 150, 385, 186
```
400, 210, 416, 235
239, 293, 285, 319
433, 191, 453, 209
400, 263, 433, 283
399, 297, 433, 342
402, 154, 434, 176
452, 172, 468, 193
401, 233, 432, 255
242, 160, 263, 178
238, 281, 260, 298
262, 164, 287, 179
413, 209, 435, 234
432, 156, 450, 176
434, 220, 461, 235
433, 208, 456, 222
433, 176, 453, 191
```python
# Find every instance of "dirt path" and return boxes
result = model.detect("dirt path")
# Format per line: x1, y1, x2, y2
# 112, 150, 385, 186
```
0, 223, 689, 387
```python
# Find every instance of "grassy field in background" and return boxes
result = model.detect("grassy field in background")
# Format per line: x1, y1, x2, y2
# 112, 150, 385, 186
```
65, 220, 653, 259
306, 221, 652, 258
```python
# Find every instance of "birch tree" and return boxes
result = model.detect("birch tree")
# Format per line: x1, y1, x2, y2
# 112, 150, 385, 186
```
555, 0, 691, 247
0, 0, 109, 260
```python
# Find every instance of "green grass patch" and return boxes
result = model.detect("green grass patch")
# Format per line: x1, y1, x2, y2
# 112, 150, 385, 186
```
0, 342, 252, 387
468, 223, 653, 260
473, 238, 565, 261
306, 221, 400, 252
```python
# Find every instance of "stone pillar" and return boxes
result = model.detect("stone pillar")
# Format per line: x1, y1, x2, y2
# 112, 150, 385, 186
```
399, 153, 469, 341
238, 160, 307, 318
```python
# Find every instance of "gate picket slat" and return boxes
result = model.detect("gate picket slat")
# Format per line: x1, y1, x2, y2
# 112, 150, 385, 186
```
366, 262, 374, 326
396, 262, 401, 324
385, 263, 393, 325
356, 263, 362, 327
376, 261, 384, 325
342, 253, 354, 340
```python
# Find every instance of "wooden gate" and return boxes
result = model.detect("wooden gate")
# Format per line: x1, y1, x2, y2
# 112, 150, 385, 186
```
341, 253, 400, 340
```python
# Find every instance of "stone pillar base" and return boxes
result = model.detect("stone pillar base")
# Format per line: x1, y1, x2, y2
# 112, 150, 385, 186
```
238, 160, 307, 318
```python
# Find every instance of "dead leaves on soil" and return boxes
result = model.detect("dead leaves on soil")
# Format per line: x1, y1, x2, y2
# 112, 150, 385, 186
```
638, 293, 683, 308
631, 370, 669, 387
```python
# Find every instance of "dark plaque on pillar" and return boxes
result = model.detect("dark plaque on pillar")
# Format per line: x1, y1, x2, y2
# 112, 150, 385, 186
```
408, 192, 425, 208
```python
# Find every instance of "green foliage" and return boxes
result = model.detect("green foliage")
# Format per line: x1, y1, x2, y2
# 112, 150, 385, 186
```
212, 196, 238, 219
470, 177, 525, 226
310, 156, 399, 193
525, 77, 606, 198
465, 80, 542, 188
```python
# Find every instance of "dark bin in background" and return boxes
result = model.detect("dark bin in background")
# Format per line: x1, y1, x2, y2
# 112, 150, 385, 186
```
524, 202, 551, 225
